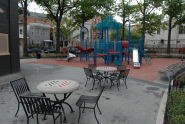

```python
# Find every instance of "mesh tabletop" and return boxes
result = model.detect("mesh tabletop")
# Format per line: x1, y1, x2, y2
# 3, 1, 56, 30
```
37, 80, 79, 94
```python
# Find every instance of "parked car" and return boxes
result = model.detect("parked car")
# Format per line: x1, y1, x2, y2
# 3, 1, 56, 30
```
28, 48, 42, 53
44, 48, 56, 53
48, 48, 56, 53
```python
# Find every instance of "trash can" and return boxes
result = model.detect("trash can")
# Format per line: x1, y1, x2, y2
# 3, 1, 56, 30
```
36, 52, 41, 59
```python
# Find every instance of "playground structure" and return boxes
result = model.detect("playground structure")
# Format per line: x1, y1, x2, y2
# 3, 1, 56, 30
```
75, 27, 94, 62
75, 16, 144, 66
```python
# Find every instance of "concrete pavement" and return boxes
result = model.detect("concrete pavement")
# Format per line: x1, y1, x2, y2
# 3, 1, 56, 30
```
0, 59, 168, 124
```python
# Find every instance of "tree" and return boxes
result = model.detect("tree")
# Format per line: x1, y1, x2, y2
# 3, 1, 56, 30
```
60, 17, 79, 44
135, 0, 162, 48
35, 0, 79, 52
70, 0, 98, 27
70, 0, 114, 40
110, 28, 142, 41
18, 0, 31, 57
162, 0, 185, 53
117, 0, 138, 40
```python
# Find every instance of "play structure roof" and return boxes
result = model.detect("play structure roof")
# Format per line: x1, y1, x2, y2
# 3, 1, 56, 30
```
96, 16, 122, 30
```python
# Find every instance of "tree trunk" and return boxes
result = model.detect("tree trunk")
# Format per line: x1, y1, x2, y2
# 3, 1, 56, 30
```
56, 21, 61, 52
23, 0, 28, 57
142, 0, 146, 50
122, 18, 125, 41
82, 21, 85, 40
167, 16, 172, 54
122, 0, 125, 41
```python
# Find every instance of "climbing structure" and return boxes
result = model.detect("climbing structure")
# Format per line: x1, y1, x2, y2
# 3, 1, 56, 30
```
94, 16, 123, 65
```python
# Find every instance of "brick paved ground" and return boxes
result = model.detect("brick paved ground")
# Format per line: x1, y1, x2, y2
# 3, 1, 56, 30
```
28, 58, 181, 82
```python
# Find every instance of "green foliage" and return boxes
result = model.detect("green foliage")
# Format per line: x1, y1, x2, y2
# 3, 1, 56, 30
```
70, 0, 98, 26
134, 0, 163, 35
70, 0, 114, 26
60, 17, 79, 41
168, 91, 185, 124
110, 29, 141, 41
162, 0, 185, 27
116, 1, 138, 23
34, 0, 78, 51
136, 13, 163, 35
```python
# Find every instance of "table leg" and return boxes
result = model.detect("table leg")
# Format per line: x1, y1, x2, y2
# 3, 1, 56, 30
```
54, 93, 74, 123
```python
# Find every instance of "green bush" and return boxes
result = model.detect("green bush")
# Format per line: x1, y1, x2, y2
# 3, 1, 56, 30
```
168, 91, 185, 124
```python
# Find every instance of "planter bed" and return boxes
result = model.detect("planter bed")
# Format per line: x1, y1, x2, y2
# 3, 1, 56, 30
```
165, 91, 185, 124
165, 74, 185, 124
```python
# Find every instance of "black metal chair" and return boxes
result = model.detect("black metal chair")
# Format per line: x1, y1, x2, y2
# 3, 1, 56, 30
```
20, 96, 62, 124
84, 68, 104, 90
109, 69, 130, 90
76, 87, 105, 124
109, 65, 126, 77
88, 64, 103, 77
117, 65, 126, 71
10, 78, 44, 117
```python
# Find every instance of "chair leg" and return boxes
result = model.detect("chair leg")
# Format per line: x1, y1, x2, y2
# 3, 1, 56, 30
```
78, 107, 82, 123
82, 102, 86, 113
15, 102, 20, 117
27, 117, 29, 124
93, 109, 99, 124
52, 115, 56, 124
96, 104, 102, 114
92, 79, 95, 90
124, 79, 128, 89
110, 80, 114, 88
42, 113, 47, 120
60, 113, 62, 124
117, 82, 120, 91
36, 114, 39, 124
85, 78, 89, 87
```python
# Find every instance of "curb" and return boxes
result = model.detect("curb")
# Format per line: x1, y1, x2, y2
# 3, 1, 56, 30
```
155, 80, 173, 124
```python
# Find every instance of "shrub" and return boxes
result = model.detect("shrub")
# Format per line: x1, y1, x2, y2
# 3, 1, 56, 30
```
167, 91, 185, 124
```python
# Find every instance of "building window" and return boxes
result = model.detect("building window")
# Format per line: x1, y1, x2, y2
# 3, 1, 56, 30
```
20, 29, 23, 34
0, 33, 9, 55
157, 29, 160, 34
179, 25, 185, 34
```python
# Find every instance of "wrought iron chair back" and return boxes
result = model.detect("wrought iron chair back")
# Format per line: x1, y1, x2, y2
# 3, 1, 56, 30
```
117, 65, 126, 71
10, 78, 30, 102
88, 64, 96, 69
95, 87, 105, 105
119, 69, 130, 79
20, 96, 53, 115
84, 68, 94, 78
76, 87, 105, 124
20, 96, 62, 124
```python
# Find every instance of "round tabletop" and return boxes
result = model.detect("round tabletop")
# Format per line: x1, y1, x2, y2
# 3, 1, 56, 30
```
37, 80, 79, 94
96, 66, 117, 72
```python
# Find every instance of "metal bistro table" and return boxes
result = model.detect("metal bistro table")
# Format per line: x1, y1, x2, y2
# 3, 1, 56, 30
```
96, 66, 117, 86
37, 80, 79, 122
